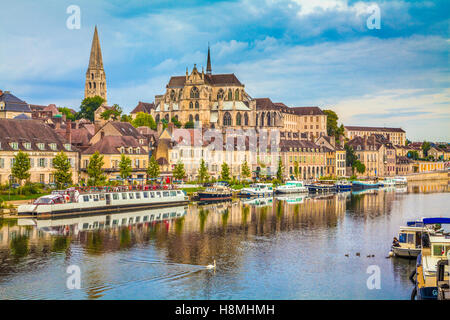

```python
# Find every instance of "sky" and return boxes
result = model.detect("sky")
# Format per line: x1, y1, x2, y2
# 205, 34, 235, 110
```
0, 0, 448, 141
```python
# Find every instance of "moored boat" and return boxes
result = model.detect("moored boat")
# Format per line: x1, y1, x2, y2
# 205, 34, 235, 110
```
239, 183, 273, 198
351, 180, 382, 190
198, 184, 232, 202
393, 176, 408, 185
391, 222, 427, 258
335, 179, 352, 191
275, 181, 308, 194
18, 186, 189, 217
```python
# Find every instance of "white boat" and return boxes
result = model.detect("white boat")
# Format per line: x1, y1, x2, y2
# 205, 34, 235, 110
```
239, 183, 273, 197
241, 197, 273, 207
393, 176, 407, 185
392, 225, 426, 258
18, 186, 189, 217
275, 181, 308, 194
382, 178, 396, 187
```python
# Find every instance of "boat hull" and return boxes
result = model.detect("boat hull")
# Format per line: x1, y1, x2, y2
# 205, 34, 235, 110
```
351, 182, 381, 190
275, 188, 308, 194
392, 246, 421, 258
198, 192, 232, 202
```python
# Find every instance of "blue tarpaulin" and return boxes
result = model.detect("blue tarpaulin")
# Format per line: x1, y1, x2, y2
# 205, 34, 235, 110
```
423, 217, 450, 225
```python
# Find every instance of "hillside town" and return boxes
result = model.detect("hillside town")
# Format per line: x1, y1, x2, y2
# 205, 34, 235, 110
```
0, 27, 448, 189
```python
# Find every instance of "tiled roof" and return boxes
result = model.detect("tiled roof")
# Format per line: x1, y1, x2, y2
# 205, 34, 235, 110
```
0, 119, 76, 152
131, 101, 155, 114
345, 125, 405, 133
279, 139, 322, 152
347, 136, 382, 151
167, 73, 243, 88
0, 91, 31, 113
290, 106, 324, 116
83, 136, 143, 154
110, 121, 144, 139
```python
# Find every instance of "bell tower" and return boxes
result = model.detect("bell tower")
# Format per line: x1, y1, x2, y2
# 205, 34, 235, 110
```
85, 26, 107, 104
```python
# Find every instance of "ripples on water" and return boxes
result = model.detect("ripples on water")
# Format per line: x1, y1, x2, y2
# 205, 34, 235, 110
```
0, 180, 448, 300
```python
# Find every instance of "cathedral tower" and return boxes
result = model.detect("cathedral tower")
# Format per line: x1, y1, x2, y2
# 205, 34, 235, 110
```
85, 26, 107, 104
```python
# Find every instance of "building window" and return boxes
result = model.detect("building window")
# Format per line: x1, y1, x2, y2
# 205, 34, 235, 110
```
190, 87, 199, 99
189, 102, 193, 109
228, 89, 233, 101
37, 143, 45, 150
50, 143, 57, 151
235, 89, 239, 100
244, 113, 249, 126
10, 142, 18, 150
195, 101, 199, 109
217, 89, 224, 100
236, 113, 241, 126
64, 144, 71, 151
39, 174, 45, 183
223, 112, 232, 126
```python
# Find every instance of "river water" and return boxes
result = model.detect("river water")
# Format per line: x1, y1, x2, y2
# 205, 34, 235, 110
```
0, 180, 448, 300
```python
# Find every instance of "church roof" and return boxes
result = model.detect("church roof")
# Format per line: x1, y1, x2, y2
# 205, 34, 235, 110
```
167, 73, 243, 88
87, 26, 104, 70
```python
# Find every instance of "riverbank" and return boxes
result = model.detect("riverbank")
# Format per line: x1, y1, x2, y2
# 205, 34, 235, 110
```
405, 170, 448, 181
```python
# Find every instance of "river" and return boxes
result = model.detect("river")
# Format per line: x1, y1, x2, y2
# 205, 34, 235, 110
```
0, 180, 448, 300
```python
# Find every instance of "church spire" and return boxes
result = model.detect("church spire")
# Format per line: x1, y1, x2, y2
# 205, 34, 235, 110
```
206, 43, 212, 75
85, 26, 107, 104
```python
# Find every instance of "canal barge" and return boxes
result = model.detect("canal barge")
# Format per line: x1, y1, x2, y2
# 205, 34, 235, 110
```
197, 183, 232, 203
239, 183, 274, 197
306, 181, 337, 193
351, 180, 382, 190
275, 181, 308, 194
18, 186, 189, 217
335, 180, 352, 192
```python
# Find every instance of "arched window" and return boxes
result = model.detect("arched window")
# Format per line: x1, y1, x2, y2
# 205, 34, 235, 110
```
228, 89, 233, 101
195, 101, 199, 109
156, 114, 160, 122
217, 89, 224, 100
89, 82, 92, 89
178, 89, 183, 99
174, 115, 178, 121
190, 87, 199, 99
267, 113, 271, 126
195, 114, 200, 122
223, 112, 232, 126
189, 114, 193, 122
170, 90, 176, 101
261, 112, 265, 126
255, 114, 258, 127
273, 112, 277, 126
189, 102, 193, 109
236, 113, 241, 126
93, 82, 96, 89
244, 113, 249, 126
235, 89, 239, 100
165, 114, 169, 122
91, 73, 94, 80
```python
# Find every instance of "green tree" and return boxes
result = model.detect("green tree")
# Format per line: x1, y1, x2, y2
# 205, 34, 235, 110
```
77, 96, 105, 121
354, 160, 366, 175
101, 104, 122, 121
422, 141, 431, 157
276, 158, 284, 182
147, 155, 160, 180
241, 160, 251, 180
12, 151, 31, 188
119, 154, 132, 181
220, 162, 231, 182
171, 117, 182, 128
173, 160, 186, 181
120, 114, 133, 123
345, 144, 357, 167
184, 121, 194, 129
407, 150, 419, 160
293, 161, 299, 179
197, 158, 209, 184
58, 107, 77, 121
132, 112, 157, 130
323, 110, 344, 139
87, 151, 106, 186
52, 151, 72, 189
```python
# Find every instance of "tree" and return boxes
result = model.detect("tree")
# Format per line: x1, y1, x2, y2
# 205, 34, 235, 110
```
58, 107, 77, 121
77, 96, 105, 121
323, 109, 344, 139
119, 154, 132, 181
293, 161, 299, 179
422, 141, 431, 157
184, 121, 194, 129
87, 151, 106, 186
407, 150, 419, 160
173, 160, 186, 181
354, 160, 366, 175
171, 117, 182, 128
52, 151, 72, 189
147, 155, 160, 180
101, 104, 122, 121
241, 160, 251, 180
220, 162, 231, 182
276, 158, 284, 182
345, 144, 357, 167
12, 151, 31, 188
120, 114, 133, 123
132, 112, 157, 130
198, 158, 209, 184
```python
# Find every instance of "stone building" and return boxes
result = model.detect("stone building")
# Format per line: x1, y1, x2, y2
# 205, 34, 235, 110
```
347, 135, 386, 177
0, 119, 79, 185
0, 90, 32, 119
344, 126, 406, 146
85, 26, 107, 104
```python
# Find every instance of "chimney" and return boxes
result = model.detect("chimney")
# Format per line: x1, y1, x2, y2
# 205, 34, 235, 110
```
66, 120, 72, 143
55, 120, 61, 130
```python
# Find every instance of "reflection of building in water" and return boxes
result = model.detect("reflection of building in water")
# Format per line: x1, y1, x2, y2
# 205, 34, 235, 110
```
347, 189, 397, 218
407, 180, 448, 194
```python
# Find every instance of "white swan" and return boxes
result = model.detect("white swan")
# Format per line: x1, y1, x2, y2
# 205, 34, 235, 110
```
206, 260, 216, 270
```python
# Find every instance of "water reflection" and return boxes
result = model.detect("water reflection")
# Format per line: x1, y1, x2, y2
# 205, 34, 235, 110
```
0, 182, 448, 299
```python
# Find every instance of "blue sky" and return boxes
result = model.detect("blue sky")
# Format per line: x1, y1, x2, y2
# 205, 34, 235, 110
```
0, 0, 448, 141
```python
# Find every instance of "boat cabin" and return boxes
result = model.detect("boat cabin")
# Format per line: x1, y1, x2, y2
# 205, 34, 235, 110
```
398, 226, 424, 250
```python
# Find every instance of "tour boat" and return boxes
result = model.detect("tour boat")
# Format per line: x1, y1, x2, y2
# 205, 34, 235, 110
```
18, 186, 189, 217
334, 180, 352, 191
239, 183, 274, 197
275, 181, 308, 194
351, 180, 382, 190
412, 218, 450, 300
197, 183, 232, 202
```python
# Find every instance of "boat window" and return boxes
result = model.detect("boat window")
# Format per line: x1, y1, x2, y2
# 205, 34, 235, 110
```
113, 193, 119, 200
93, 195, 99, 202
156, 192, 161, 197
177, 191, 182, 195
129, 193, 134, 199
170, 212, 176, 217
143, 192, 149, 198
407, 234, 414, 244
99, 194, 105, 201
136, 216, 140, 223
163, 213, 169, 219
150, 192, 155, 198
122, 193, 127, 200
136, 192, 141, 199
170, 191, 176, 197
121, 218, 126, 225
128, 218, 133, 224
143, 216, 148, 222
156, 214, 161, 219
432, 245, 449, 256
399, 233, 407, 243
89, 195, 92, 199
93, 222, 98, 228
113, 220, 118, 226
150, 215, 154, 221
83, 195, 89, 202
163, 191, 169, 197
83, 223, 89, 229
